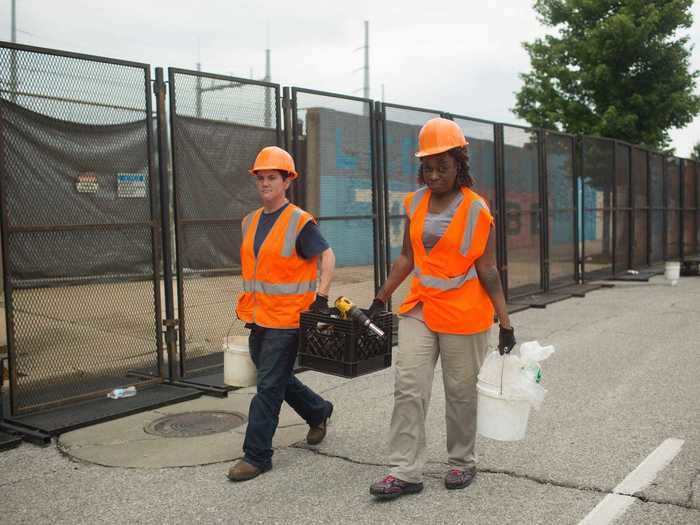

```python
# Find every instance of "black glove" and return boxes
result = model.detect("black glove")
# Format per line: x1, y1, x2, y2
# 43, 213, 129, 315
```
367, 298, 387, 320
498, 325, 516, 355
310, 294, 331, 315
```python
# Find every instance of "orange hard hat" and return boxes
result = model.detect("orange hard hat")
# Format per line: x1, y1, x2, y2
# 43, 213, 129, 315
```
249, 146, 299, 180
415, 118, 469, 158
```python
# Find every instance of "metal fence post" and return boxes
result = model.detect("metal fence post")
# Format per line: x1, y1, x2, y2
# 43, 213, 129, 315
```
155, 67, 176, 380
627, 145, 633, 271
680, 159, 686, 260
167, 69, 187, 378
146, 66, 165, 380
645, 150, 651, 267
0, 96, 17, 415
494, 123, 508, 299
573, 136, 582, 283
538, 129, 549, 292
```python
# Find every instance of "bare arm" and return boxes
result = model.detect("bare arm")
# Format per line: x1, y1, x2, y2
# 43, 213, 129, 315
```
375, 217, 414, 303
317, 247, 335, 297
475, 226, 511, 329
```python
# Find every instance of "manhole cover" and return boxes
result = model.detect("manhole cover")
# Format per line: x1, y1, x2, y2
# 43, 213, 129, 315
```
144, 411, 246, 438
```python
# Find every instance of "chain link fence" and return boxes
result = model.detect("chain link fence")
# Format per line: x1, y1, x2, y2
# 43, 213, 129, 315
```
168, 69, 280, 381
0, 42, 162, 414
1, 40, 699, 416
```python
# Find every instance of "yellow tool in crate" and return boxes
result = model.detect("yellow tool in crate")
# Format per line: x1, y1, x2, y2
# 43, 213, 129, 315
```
334, 296, 385, 338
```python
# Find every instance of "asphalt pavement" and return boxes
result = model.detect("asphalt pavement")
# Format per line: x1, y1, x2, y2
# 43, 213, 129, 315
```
2, 274, 699, 525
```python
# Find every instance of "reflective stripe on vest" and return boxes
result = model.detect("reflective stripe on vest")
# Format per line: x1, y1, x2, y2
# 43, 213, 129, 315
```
413, 265, 478, 290
408, 186, 429, 218
459, 199, 488, 256
243, 279, 317, 295
282, 208, 304, 257
242, 213, 252, 238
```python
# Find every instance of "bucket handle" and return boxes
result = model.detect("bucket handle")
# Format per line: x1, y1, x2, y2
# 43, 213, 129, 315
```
499, 355, 504, 397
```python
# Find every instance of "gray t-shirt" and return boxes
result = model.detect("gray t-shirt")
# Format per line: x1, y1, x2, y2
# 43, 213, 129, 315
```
422, 192, 464, 252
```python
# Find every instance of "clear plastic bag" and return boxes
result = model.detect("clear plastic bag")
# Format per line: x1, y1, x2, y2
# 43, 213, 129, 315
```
477, 341, 555, 410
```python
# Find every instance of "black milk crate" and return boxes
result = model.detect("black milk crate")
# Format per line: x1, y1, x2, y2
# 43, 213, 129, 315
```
298, 309, 393, 378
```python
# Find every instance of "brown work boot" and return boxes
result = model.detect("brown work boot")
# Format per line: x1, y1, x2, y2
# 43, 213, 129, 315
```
226, 460, 268, 482
444, 466, 476, 489
306, 402, 333, 445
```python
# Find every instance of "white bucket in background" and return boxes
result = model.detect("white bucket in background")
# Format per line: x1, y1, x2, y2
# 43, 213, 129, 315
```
664, 261, 681, 286
223, 336, 256, 387
476, 381, 531, 441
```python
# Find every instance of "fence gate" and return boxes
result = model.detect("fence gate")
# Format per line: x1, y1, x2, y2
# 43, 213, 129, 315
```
544, 132, 578, 289
614, 142, 632, 274
682, 160, 697, 258
502, 125, 544, 297
649, 153, 665, 264
581, 137, 615, 281
631, 147, 649, 268
167, 68, 281, 386
0, 42, 171, 420
291, 88, 381, 309
665, 158, 682, 260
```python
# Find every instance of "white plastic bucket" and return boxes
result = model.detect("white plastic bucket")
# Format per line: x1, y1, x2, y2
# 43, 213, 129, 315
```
476, 381, 531, 441
223, 336, 256, 387
664, 261, 681, 286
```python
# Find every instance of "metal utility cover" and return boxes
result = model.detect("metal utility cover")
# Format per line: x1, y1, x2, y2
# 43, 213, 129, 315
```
144, 411, 246, 438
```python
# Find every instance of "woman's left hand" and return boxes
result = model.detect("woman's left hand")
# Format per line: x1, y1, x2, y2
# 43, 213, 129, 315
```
498, 325, 516, 355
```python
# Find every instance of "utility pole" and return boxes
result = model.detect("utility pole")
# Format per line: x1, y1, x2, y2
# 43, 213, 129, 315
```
264, 48, 271, 127
363, 20, 370, 100
196, 61, 202, 118
10, 0, 18, 103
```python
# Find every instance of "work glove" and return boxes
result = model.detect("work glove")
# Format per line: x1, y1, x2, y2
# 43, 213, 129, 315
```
498, 325, 516, 355
367, 298, 387, 320
310, 294, 331, 315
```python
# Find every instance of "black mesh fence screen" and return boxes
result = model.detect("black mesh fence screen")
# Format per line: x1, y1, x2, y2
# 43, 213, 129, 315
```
649, 153, 664, 263
666, 158, 682, 259
503, 126, 542, 295
631, 148, 649, 268
0, 44, 160, 414
581, 137, 614, 279
614, 143, 631, 273
545, 133, 576, 287
292, 90, 378, 310
682, 160, 697, 256
169, 69, 279, 375
453, 117, 496, 211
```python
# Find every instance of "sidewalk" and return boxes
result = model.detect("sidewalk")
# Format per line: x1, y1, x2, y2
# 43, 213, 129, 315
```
2, 275, 699, 524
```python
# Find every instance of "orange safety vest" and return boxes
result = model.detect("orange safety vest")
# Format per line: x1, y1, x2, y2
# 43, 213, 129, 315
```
236, 204, 318, 329
399, 186, 495, 335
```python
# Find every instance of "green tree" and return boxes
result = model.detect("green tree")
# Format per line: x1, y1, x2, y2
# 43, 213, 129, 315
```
691, 142, 700, 161
514, 0, 700, 150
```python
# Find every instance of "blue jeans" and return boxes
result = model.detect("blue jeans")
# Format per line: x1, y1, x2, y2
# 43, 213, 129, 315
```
243, 326, 330, 470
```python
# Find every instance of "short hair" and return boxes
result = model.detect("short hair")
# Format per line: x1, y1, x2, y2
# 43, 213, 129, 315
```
417, 146, 474, 188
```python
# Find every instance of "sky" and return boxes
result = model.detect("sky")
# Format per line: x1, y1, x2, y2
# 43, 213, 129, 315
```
1, 0, 699, 156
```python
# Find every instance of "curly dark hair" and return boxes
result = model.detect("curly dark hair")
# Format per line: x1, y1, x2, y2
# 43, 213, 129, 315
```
417, 146, 474, 188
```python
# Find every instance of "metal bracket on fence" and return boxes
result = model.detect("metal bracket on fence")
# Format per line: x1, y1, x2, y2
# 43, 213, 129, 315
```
162, 318, 179, 343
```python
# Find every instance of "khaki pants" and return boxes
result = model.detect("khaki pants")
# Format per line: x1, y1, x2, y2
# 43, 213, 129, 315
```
388, 314, 489, 483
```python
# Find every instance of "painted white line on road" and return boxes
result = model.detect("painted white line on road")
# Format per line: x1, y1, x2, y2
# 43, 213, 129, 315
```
578, 438, 684, 525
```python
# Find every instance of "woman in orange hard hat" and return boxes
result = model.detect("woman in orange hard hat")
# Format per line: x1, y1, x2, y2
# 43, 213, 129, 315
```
227, 146, 336, 482
367, 118, 515, 499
